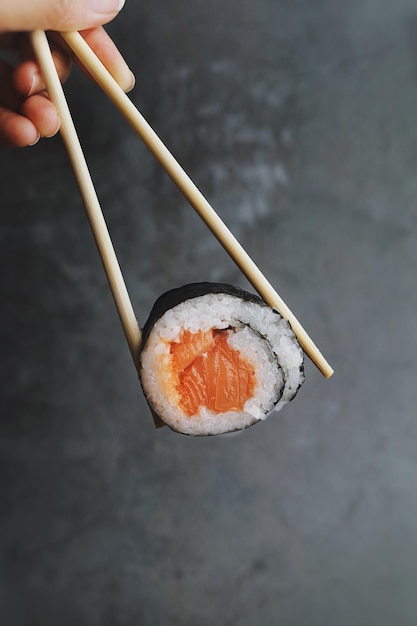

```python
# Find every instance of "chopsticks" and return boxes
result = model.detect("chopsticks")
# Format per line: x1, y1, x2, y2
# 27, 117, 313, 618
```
31, 29, 333, 379
60, 31, 333, 379
29, 30, 142, 370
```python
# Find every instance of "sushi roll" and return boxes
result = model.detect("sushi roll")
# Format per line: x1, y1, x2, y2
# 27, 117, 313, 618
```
139, 282, 305, 436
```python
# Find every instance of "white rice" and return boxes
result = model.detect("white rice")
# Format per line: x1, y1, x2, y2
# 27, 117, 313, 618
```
140, 292, 304, 436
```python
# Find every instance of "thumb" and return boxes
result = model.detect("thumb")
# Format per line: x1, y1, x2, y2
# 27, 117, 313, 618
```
0, 0, 125, 33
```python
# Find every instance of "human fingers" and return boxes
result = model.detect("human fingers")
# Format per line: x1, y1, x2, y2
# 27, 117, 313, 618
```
20, 92, 60, 139
0, 0, 125, 33
0, 56, 59, 146
0, 87, 60, 147
77, 26, 135, 92
0, 106, 39, 147
13, 43, 71, 98
13, 28, 134, 98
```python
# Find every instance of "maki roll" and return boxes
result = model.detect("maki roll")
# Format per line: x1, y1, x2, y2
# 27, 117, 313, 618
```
139, 283, 304, 436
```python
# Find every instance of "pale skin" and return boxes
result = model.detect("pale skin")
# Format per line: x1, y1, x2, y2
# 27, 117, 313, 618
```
0, 0, 135, 147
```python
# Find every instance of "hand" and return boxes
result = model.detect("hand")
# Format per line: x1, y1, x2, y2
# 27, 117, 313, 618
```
0, 0, 135, 147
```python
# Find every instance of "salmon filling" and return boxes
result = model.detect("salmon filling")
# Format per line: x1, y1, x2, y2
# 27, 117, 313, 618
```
170, 329, 256, 416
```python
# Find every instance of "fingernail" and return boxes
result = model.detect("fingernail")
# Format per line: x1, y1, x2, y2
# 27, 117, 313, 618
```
92, 0, 125, 14
45, 122, 61, 139
28, 134, 40, 147
125, 71, 136, 93
27, 72, 43, 96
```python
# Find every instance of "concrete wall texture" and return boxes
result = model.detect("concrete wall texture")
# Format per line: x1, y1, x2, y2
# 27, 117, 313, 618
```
1, 1, 417, 624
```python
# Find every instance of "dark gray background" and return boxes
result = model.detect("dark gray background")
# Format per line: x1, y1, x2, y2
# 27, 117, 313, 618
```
1, 1, 417, 624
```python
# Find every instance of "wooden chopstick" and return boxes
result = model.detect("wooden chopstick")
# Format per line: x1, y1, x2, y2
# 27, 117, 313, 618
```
29, 30, 142, 370
60, 31, 333, 379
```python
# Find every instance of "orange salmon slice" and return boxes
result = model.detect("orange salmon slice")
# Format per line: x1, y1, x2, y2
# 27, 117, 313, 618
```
170, 329, 256, 416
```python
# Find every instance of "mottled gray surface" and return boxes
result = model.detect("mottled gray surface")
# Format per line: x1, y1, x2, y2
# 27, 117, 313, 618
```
1, 1, 417, 624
